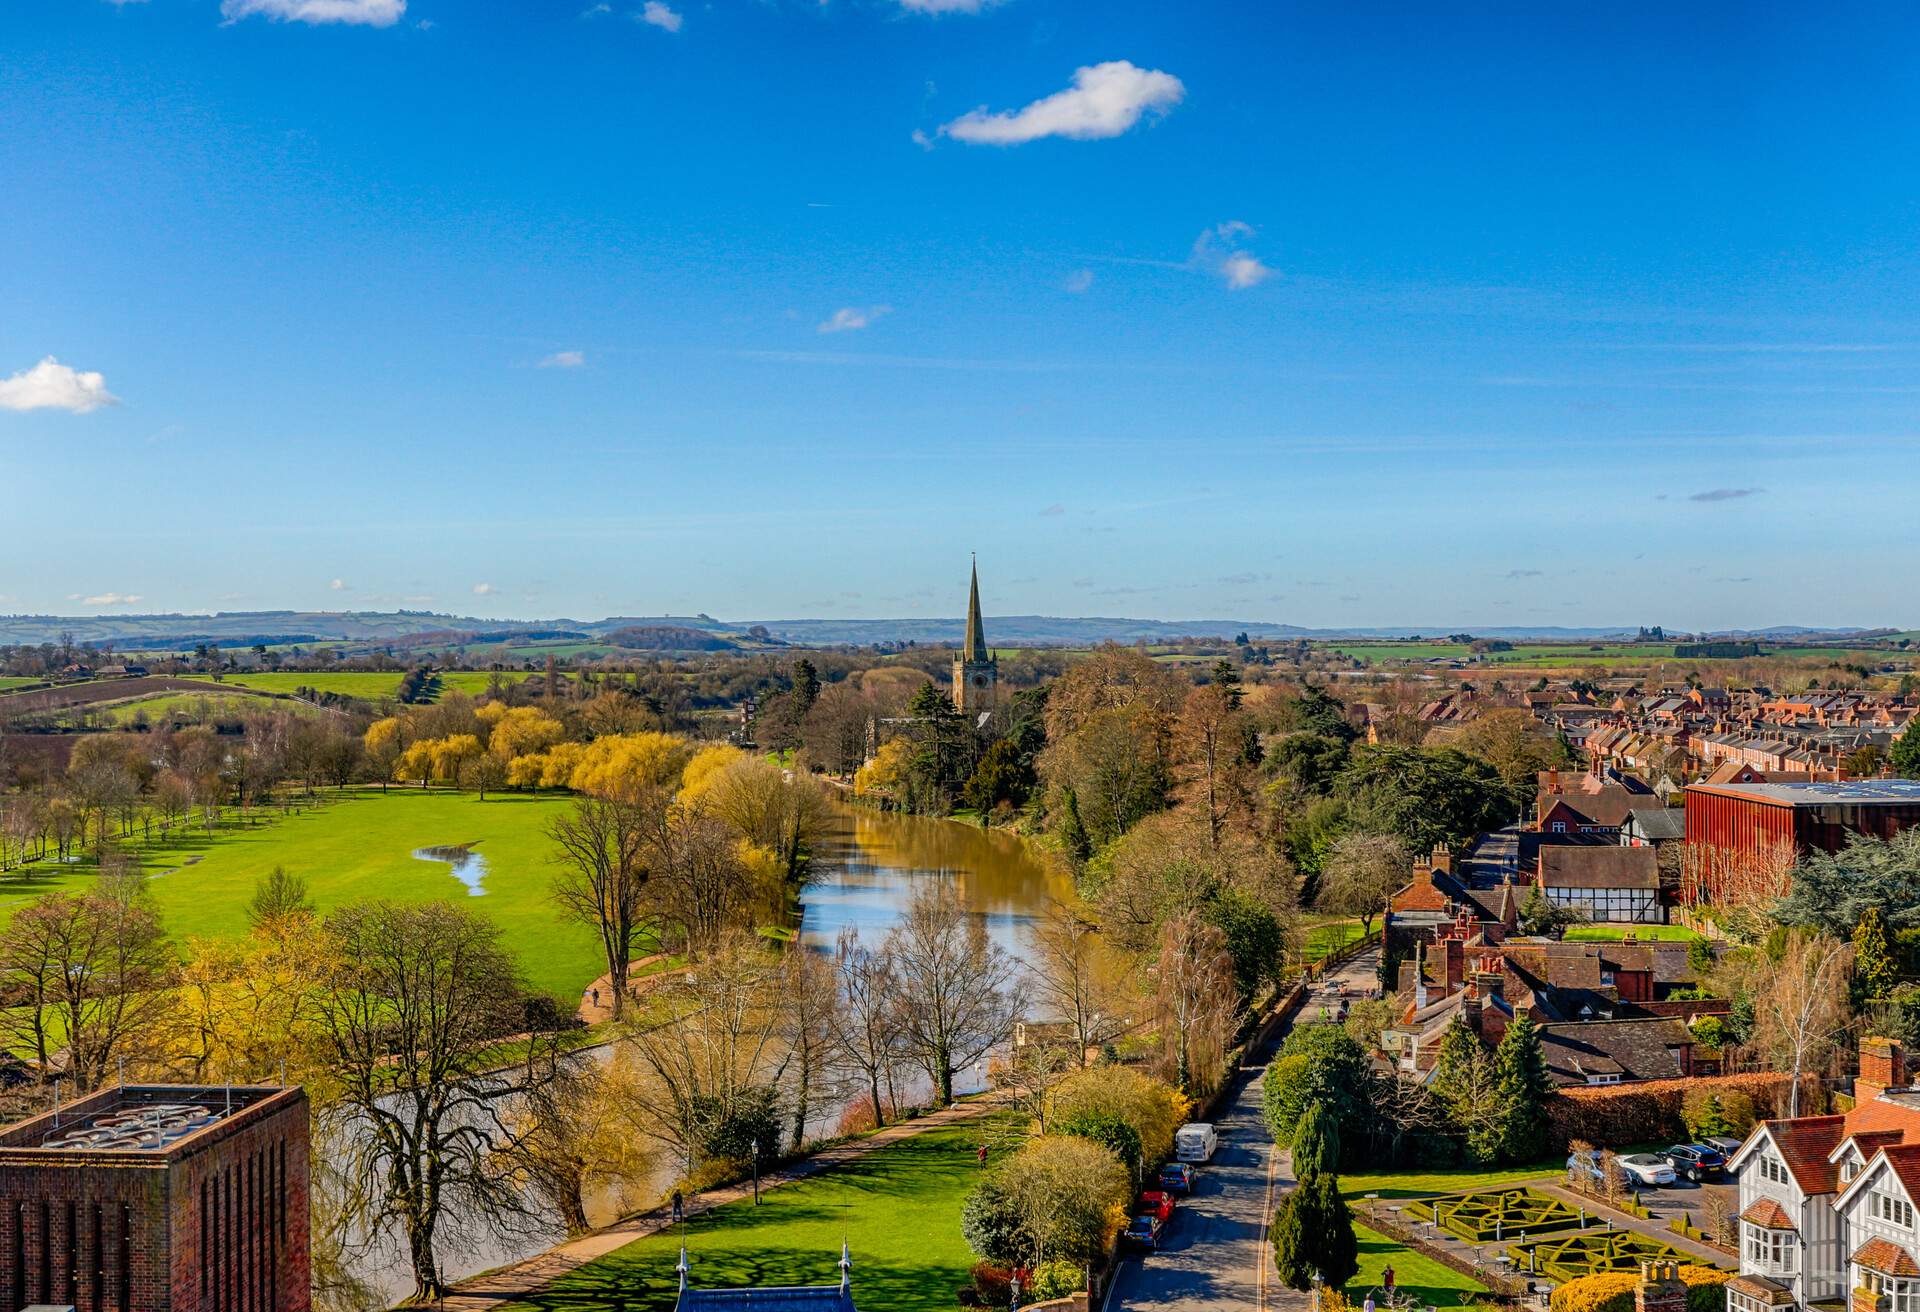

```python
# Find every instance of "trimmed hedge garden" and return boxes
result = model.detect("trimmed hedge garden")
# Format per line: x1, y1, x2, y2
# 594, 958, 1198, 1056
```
1405, 1188, 1585, 1243
1506, 1230, 1697, 1281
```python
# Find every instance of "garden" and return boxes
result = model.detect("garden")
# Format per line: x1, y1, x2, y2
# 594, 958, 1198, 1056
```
1506, 1229, 1698, 1282
1405, 1188, 1584, 1243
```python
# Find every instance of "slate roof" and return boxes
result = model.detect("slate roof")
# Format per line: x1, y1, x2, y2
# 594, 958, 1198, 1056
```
678, 1289, 858, 1312
1624, 808, 1686, 842
1539, 845, 1660, 890
1533, 1017, 1692, 1085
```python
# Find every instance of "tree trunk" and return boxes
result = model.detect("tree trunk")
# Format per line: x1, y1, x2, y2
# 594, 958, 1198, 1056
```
869, 1075, 884, 1129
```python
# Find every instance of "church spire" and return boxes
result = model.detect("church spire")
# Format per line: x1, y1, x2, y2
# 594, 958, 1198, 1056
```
963, 554, 987, 662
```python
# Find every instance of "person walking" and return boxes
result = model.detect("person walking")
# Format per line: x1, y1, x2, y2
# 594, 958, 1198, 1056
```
671, 1190, 684, 1225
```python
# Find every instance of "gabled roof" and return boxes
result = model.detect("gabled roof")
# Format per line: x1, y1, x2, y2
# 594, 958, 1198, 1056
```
1740, 1197, 1797, 1230
1739, 1116, 1849, 1195
1831, 1130, 1906, 1165
1532, 1017, 1692, 1085
1838, 1143, 1920, 1215
679, 1289, 857, 1312
1852, 1237, 1920, 1278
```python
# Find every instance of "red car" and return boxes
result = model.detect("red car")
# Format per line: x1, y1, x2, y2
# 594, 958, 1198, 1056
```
1139, 1190, 1176, 1222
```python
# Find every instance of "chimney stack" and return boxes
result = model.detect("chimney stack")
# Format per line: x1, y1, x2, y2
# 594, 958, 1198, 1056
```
1860, 1036, 1909, 1098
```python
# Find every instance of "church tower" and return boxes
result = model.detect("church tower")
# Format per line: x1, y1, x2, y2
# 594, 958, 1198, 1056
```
952, 557, 998, 717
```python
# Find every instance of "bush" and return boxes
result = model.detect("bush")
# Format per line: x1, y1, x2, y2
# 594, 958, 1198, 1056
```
1548, 1073, 1790, 1148
1027, 1260, 1084, 1303
1549, 1266, 1729, 1312
970, 1262, 1014, 1308
1262, 1053, 1314, 1145
962, 1176, 1026, 1266
1055, 1109, 1143, 1177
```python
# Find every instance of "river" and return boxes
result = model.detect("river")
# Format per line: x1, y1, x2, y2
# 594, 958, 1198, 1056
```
356, 804, 1068, 1306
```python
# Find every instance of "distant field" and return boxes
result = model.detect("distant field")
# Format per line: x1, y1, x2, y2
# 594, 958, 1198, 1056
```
0, 677, 42, 691
190, 670, 534, 701
0, 789, 600, 1000
91, 691, 324, 725
1564, 924, 1703, 942
192, 671, 403, 698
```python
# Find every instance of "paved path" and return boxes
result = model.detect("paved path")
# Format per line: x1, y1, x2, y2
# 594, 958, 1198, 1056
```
431, 1099, 1001, 1311
1109, 948, 1381, 1312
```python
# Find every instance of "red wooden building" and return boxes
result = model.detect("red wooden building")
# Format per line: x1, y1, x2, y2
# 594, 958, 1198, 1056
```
1685, 779, 1920, 867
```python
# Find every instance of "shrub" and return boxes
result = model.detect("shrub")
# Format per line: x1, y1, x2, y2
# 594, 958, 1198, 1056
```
1512, 1231, 1697, 1283
1262, 1053, 1314, 1145
1050, 1066, 1189, 1166
1548, 1073, 1790, 1147
1055, 1110, 1143, 1178
1406, 1188, 1584, 1242
1028, 1260, 1084, 1302
970, 1263, 1014, 1308
1550, 1266, 1730, 1312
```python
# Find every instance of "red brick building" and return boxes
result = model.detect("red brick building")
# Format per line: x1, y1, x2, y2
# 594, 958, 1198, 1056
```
0, 1085, 309, 1312
1684, 779, 1920, 867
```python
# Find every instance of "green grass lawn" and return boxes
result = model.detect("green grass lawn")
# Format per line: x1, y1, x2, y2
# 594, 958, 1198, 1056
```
1563, 925, 1703, 943
189, 671, 404, 698
493, 1116, 1017, 1312
1304, 919, 1367, 964
1340, 1158, 1561, 1200
0, 677, 43, 690
1347, 1224, 1490, 1310
0, 788, 603, 1000
88, 690, 322, 725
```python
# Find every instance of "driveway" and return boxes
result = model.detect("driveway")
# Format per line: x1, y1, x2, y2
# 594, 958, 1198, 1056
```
1110, 948, 1380, 1312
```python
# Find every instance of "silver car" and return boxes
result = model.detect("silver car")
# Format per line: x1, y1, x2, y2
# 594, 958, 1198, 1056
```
1618, 1153, 1679, 1187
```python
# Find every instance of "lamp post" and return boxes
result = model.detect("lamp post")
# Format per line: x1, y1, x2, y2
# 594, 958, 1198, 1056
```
1313, 1271, 1324, 1312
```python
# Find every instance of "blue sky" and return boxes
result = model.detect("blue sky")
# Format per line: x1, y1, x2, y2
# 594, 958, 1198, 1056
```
3, 0, 1917, 630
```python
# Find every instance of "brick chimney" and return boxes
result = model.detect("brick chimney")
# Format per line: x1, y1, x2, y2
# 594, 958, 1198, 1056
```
1431, 843, 1453, 876
1443, 936, 1466, 997
1635, 1262, 1688, 1312
1860, 1036, 1909, 1099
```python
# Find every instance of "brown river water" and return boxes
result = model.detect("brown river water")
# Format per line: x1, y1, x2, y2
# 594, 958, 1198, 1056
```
358, 804, 1069, 1306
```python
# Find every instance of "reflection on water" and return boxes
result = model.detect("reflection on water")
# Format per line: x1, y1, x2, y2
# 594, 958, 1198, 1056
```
798, 805, 1072, 963
412, 844, 489, 896
355, 807, 1064, 1307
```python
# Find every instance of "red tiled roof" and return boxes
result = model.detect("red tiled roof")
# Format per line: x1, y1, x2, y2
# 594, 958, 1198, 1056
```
1762, 1116, 1848, 1194
1740, 1198, 1796, 1230
1853, 1238, 1920, 1278
1392, 877, 1449, 914
1877, 1144, 1920, 1210
1843, 1094, 1920, 1141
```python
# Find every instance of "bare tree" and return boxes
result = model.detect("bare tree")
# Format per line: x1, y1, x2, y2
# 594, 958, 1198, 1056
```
1030, 899, 1127, 1066
549, 795, 656, 1019
776, 942, 845, 1152
1317, 832, 1409, 937
832, 927, 904, 1128
316, 900, 543, 1303
0, 878, 175, 1089
1750, 929, 1853, 1117
620, 930, 787, 1176
492, 1050, 654, 1237
887, 883, 1025, 1105
1155, 912, 1236, 1094
648, 806, 758, 957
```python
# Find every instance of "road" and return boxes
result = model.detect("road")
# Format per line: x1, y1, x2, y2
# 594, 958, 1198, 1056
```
1110, 947, 1381, 1312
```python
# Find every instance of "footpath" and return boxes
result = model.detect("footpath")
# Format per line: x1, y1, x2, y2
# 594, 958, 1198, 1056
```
432, 1098, 1000, 1310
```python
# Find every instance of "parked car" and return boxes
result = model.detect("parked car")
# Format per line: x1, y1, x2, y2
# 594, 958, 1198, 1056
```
1567, 1149, 1678, 1188
1661, 1144, 1726, 1181
1175, 1122, 1219, 1163
1157, 1162, 1195, 1194
1617, 1153, 1679, 1187
1123, 1214, 1165, 1250
1139, 1190, 1176, 1222
1703, 1134, 1747, 1159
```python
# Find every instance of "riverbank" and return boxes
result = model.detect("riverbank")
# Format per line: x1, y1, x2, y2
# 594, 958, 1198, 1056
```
433, 1099, 1012, 1311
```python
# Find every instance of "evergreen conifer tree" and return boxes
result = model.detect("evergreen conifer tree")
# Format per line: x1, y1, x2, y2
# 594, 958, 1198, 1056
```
1292, 1101, 1342, 1178
1856, 905, 1898, 1002
1494, 1011, 1554, 1164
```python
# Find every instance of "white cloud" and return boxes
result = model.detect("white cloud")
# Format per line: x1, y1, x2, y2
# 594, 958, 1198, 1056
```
1064, 268, 1094, 294
473, 582, 499, 596
1221, 252, 1272, 290
1191, 221, 1276, 290
539, 350, 588, 369
581, 2, 611, 13
0, 357, 119, 414
939, 61, 1184, 146
639, 1, 682, 31
818, 305, 892, 334
73, 592, 144, 607
329, 578, 348, 591
897, 0, 997, 12
219, 0, 405, 26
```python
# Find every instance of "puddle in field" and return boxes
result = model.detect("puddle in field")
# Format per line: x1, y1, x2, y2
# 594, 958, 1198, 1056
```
412, 844, 489, 896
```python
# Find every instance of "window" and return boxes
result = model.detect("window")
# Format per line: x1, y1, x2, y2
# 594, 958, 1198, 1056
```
1863, 1270, 1920, 1312
1872, 1189, 1918, 1229
1845, 1156, 1863, 1183
1551, 821, 1568, 834
1746, 1224, 1797, 1273
1756, 1153, 1791, 1186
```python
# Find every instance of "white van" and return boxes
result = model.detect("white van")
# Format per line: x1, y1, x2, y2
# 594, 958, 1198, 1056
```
1174, 1122, 1218, 1163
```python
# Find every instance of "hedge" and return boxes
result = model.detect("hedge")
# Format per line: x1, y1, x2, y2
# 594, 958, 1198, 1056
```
1549, 1266, 1730, 1312
1405, 1189, 1584, 1243
1509, 1230, 1694, 1282
1547, 1074, 1796, 1149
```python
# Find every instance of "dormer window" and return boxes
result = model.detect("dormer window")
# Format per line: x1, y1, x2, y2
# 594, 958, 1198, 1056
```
1870, 1189, 1916, 1229
1844, 1156, 1861, 1182
1758, 1153, 1790, 1186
